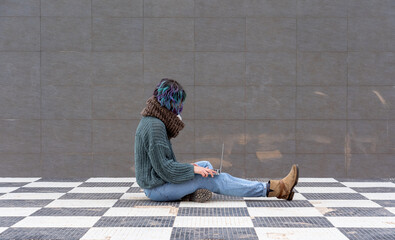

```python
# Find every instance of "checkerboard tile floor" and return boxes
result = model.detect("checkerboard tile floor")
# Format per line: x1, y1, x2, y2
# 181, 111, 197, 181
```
0, 177, 394, 240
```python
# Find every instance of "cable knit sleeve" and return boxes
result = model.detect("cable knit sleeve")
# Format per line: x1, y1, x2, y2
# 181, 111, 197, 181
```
147, 120, 195, 184
148, 143, 195, 184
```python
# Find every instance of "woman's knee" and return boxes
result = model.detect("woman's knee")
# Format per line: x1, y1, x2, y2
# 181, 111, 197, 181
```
195, 160, 212, 168
203, 160, 213, 169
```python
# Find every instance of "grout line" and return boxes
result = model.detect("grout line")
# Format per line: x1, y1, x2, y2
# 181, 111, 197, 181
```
39, 0, 42, 175
0, 49, 393, 53
193, 0, 196, 162
345, 2, 349, 177
295, 7, 298, 166
90, 0, 94, 174
243, 16, 247, 178
4, 118, 394, 121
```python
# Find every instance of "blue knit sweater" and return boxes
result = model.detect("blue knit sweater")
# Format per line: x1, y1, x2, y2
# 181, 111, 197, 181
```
134, 116, 195, 189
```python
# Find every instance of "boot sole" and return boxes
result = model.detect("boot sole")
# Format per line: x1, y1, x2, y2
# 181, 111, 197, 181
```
287, 164, 299, 201
189, 189, 212, 203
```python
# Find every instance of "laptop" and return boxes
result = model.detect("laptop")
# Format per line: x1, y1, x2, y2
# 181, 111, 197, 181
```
213, 142, 224, 175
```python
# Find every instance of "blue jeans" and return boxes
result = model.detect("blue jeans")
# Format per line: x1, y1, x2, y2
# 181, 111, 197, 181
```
144, 160, 269, 201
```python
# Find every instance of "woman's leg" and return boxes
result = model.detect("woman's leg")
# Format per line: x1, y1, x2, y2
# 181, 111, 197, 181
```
144, 161, 269, 201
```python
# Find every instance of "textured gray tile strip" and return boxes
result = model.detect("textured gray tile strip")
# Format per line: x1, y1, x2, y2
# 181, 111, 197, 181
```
301, 193, 368, 200
12, 187, 74, 193
339, 228, 395, 240
171, 227, 258, 240
246, 200, 314, 208
0, 217, 25, 227
210, 193, 244, 200
127, 187, 144, 193
350, 187, 395, 193
322, 207, 395, 217
31, 207, 109, 216
177, 207, 250, 216
0, 199, 53, 207
252, 216, 334, 228
79, 182, 133, 187
59, 193, 124, 199
113, 199, 180, 207
372, 200, 395, 207
296, 182, 346, 187
0, 227, 89, 240
335, 178, 387, 182
93, 216, 175, 227
36, 178, 89, 182
0, 182, 30, 187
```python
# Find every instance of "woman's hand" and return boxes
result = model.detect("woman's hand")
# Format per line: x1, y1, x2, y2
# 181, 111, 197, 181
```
193, 165, 217, 177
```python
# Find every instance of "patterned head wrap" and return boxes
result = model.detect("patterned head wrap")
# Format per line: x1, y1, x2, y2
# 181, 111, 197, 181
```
153, 78, 187, 115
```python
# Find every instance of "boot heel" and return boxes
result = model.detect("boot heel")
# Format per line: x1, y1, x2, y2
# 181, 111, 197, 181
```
287, 191, 295, 201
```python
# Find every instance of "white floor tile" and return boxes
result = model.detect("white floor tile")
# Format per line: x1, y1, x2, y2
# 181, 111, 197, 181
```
69, 187, 129, 193
310, 200, 382, 208
255, 227, 349, 240
298, 178, 338, 182
315, 207, 346, 215
0, 207, 40, 216
294, 187, 356, 193
12, 216, 101, 228
0, 187, 20, 193
46, 199, 117, 208
86, 177, 135, 182
360, 192, 395, 200
179, 200, 247, 208
341, 182, 395, 188
23, 182, 82, 188
81, 227, 172, 240
0, 193, 65, 199
248, 207, 324, 217
104, 207, 178, 216
0, 178, 41, 182
327, 216, 395, 228
120, 192, 149, 200
291, 192, 307, 200
173, 216, 253, 227
131, 182, 140, 188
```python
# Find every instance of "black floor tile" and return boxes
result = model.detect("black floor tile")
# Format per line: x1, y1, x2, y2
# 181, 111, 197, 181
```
36, 178, 88, 182
321, 207, 395, 217
171, 227, 258, 240
0, 227, 89, 240
372, 200, 395, 207
301, 193, 368, 200
31, 207, 109, 216
79, 182, 133, 187
177, 207, 249, 216
246, 200, 314, 208
12, 187, 73, 193
350, 187, 395, 193
339, 228, 395, 240
113, 199, 180, 207
252, 216, 334, 228
0, 217, 25, 227
0, 199, 54, 207
58, 193, 123, 199
93, 216, 175, 227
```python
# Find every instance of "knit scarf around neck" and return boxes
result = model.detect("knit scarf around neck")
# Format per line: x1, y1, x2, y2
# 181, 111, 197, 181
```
140, 95, 185, 139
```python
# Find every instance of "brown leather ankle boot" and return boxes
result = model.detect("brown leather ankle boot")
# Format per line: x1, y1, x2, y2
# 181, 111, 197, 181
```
267, 164, 299, 201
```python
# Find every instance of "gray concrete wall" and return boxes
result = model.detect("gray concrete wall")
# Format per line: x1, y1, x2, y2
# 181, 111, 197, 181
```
0, 0, 394, 178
